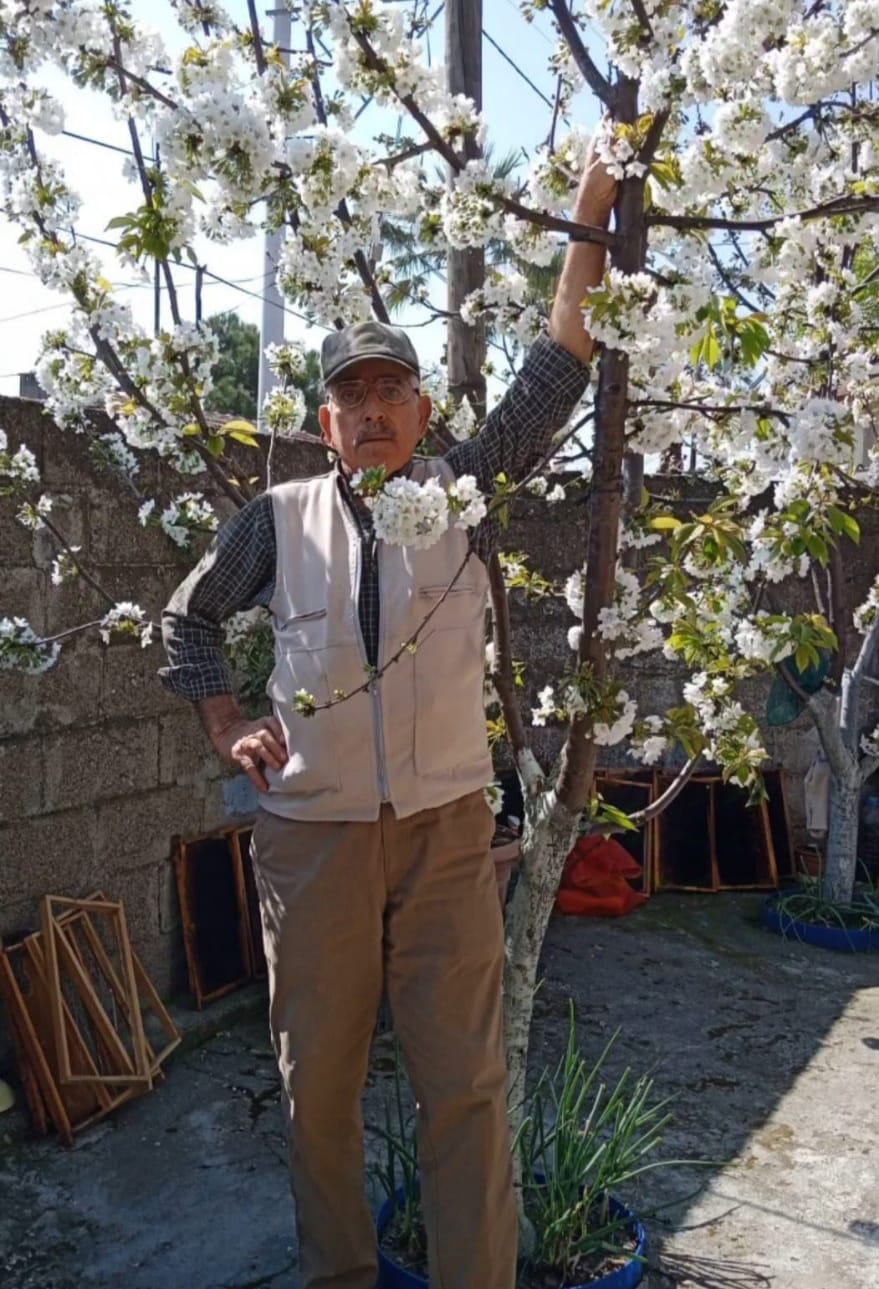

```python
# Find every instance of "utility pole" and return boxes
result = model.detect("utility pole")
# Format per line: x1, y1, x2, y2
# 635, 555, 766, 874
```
257, 6, 291, 429
445, 0, 485, 420
153, 140, 161, 336
194, 264, 205, 325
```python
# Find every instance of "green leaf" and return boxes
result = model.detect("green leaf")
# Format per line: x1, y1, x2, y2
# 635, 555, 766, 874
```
226, 430, 259, 447
827, 506, 860, 544
220, 418, 258, 435
805, 532, 829, 564
206, 435, 225, 457
703, 327, 721, 369
593, 802, 638, 833
794, 644, 815, 674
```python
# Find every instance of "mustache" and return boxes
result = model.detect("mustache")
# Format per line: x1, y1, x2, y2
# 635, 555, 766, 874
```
354, 427, 396, 446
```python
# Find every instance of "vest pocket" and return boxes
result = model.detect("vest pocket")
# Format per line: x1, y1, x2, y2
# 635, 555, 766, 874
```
266, 643, 341, 793
413, 624, 491, 779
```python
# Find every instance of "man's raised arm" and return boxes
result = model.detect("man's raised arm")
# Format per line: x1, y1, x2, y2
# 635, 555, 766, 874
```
547, 140, 617, 364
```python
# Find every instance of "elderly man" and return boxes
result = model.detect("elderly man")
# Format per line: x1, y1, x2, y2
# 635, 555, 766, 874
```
161, 147, 614, 1289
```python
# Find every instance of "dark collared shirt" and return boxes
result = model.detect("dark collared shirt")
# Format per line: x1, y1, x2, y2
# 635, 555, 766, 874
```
161, 334, 589, 699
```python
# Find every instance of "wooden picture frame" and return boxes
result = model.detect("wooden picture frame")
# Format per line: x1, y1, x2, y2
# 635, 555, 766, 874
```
40, 895, 152, 1089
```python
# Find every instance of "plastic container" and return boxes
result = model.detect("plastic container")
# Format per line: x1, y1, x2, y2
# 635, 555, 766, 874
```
376, 1187, 645, 1289
763, 897, 879, 953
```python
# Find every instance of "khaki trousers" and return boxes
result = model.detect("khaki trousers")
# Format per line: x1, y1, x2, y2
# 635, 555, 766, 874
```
250, 791, 517, 1289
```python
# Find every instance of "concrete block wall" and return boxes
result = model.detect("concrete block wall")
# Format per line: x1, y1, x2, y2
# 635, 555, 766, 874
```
0, 396, 327, 1024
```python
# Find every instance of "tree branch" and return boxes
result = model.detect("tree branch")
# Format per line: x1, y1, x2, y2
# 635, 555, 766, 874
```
650, 194, 879, 233
345, 22, 615, 248
306, 20, 390, 323
378, 140, 435, 169
629, 0, 655, 40
852, 608, 879, 684
246, 0, 267, 74
547, 0, 614, 105
631, 755, 699, 826
488, 552, 532, 759
828, 544, 846, 689
103, 57, 179, 111
707, 241, 763, 314
37, 516, 116, 606
629, 397, 790, 421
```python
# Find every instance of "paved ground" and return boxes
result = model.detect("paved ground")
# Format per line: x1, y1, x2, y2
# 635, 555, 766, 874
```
0, 893, 877, 1289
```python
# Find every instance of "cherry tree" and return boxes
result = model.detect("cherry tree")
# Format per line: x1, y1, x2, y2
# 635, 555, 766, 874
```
3, 0, 879, 1144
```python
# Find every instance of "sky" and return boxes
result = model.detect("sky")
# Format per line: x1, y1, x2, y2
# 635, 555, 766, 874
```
0, 0, 604, 399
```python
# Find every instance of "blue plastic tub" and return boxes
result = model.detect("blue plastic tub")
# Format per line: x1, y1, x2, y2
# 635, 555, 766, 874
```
376, 1187, 646, 1289
763, 896, 879, 952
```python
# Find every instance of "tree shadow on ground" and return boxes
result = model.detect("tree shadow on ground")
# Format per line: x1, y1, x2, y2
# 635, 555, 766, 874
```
529, 891, 878, 1288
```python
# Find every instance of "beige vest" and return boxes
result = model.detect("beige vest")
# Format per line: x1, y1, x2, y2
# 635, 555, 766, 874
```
258, 458, 493, 821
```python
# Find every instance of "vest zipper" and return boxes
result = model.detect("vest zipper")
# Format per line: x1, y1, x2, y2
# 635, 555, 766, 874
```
352, 527, 389, 803
372, 539, 390, 803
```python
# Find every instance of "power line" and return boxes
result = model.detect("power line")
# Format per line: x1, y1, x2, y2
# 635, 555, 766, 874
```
74, 232, 324, 326
0, 282, 145, 326
61, 128, 157, 163
483, 28, 556, 109
0, 229, 328, 333
201, 266, 332, 331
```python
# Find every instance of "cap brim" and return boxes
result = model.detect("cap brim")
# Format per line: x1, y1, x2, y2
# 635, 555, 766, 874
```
324, 350, 420, 383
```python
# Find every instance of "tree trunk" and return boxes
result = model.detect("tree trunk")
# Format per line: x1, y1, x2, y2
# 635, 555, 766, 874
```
503, 796, 579, 1135
557, 76, 646, 811
824, 772, 861, 904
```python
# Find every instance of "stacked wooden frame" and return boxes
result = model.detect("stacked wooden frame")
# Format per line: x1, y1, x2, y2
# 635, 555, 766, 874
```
0, 893, 179, 1147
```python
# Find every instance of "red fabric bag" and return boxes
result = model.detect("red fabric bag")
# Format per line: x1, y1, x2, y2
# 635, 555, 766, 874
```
554, 834, 648, 918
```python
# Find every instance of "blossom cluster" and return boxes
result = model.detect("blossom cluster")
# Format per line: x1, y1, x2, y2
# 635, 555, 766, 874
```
0, 429, 40, 492
139, 493, 218, 549
853, 578, 879, 637
0, 617, 60, 674
351, 471, 485, 550
98, 603, 153, 649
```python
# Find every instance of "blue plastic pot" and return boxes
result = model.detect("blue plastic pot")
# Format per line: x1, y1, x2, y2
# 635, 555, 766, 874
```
375, 1186, 646, 1289
763, 896, 879, 953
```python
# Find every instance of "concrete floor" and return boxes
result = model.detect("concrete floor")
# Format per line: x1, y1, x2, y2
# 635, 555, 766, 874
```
0, 893, 877, 1289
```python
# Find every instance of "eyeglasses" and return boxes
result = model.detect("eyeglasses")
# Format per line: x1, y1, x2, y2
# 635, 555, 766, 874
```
327, 375, 419, 410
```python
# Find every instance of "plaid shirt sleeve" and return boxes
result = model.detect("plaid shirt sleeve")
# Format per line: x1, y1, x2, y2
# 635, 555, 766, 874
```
160, 491, 277, 701
444, 333, 590, 561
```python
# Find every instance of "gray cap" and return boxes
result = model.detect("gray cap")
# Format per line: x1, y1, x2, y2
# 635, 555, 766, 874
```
321, 321, 420, 385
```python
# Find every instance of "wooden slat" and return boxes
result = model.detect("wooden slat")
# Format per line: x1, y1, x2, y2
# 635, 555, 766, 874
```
65, 914, 159, 1072
173, 836, 206, 1009
41, 898, 149, 1088
25, 935, 147, 1128
4, 994, 48, 1137
23, 937, 114, 1112
71, 891, 180, 1068
111, 902, 151, 1086
130, 952, 180, 1067
230, 829, 254, 980
0, 950, 73, 1147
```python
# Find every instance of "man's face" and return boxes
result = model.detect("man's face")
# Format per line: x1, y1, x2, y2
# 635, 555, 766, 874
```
318, 357, 432, 476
